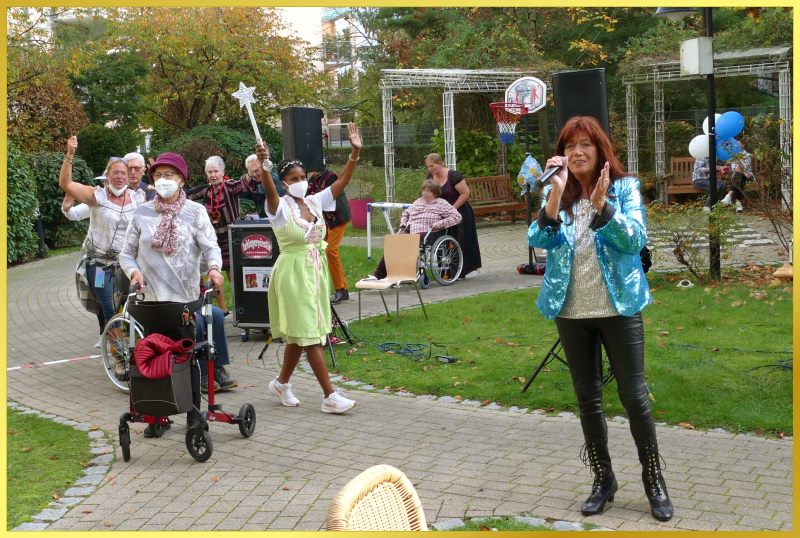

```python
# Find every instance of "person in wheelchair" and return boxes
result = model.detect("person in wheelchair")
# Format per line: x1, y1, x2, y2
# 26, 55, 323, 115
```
366, 180, 462, 280
119, 152, 236, 435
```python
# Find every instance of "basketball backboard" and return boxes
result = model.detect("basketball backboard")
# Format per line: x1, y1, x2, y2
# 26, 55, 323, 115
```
504, 76, 547, 115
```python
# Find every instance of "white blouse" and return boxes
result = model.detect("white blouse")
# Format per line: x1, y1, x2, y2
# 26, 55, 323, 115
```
119, 199, 222, 303
83, 187, 142, 264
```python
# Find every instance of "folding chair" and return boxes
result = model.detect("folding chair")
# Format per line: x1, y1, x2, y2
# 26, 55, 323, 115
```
355, 234, 428, 321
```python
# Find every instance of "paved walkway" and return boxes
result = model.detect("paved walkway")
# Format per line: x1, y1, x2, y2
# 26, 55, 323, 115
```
6, 218, 792, 531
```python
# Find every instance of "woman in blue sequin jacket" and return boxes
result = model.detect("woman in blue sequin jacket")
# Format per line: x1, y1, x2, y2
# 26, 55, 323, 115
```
528, 116, 672, 522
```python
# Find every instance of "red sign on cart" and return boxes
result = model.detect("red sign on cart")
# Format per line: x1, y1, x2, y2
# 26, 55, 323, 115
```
241, 234, 273, 259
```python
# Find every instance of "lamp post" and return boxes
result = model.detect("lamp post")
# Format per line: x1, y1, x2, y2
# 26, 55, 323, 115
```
655, 7, 720, 280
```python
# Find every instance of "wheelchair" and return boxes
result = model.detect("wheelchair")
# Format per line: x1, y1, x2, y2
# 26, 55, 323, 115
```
415, 228, 463, 289
115, 285, 256, 463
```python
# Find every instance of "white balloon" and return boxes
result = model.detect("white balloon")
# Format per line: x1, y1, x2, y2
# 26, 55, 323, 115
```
702, 113, 722, 135
689, 134, 710, 160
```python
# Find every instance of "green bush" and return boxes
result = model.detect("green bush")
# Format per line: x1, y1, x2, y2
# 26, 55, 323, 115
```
326, 143, 432, 169
76, 123, 130, 177
159, 125, 282, 188
7, 142, 41, 264
430, 128, 532, 178
30, 152, 94, 249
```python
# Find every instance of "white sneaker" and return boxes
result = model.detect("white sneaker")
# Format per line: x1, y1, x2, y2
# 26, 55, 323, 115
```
720, 192, 733, 205
321, 391, 356, 414
734, 200, 744, 212
702, 205, 711, 213
362, 274, 378, 281
94, 336, 103, 348
269, 377, 300, 407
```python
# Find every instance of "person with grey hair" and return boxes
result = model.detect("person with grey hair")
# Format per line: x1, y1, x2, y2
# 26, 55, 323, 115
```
186, 155, 259, 314
124, 151, 156, 201
240, 153, 283, 218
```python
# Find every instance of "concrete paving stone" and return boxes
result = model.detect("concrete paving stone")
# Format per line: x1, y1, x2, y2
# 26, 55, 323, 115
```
737, 515, 784, 530
13, 522, 51, 531
552, 520, 584, 531
432, 518, 465, 530
74, 474, 104, 486
84, 464, 109, 475
214, 517, 248, 530
64, 486, 96, 497
269, 516, 302, 530
163, 517, 196, 531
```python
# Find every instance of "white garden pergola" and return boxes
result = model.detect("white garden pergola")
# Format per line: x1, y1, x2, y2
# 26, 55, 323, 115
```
623, 45, 792, 202
380, 68, 543, 201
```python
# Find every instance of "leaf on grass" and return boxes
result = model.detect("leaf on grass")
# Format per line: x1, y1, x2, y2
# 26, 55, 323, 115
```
495, 338, 505, 344
422, 365, 432, 371
481, 400, 490, 406
658, 342, 666, 349
8, 431, 16, 436
730, 300, 744, 307
463, 317, 471, 325
452, 381, 461, 387
20, 447, 31, 452
479, 525, 491, 531
778, 432, 785, 439
52, 492, 60, 500
677, 422, 695, 430
505, 342, 521, 347
656, 409, 665, 415
659, 330, 670, 337
749, 290, 768, 300
454, 395, 462, 400
385, 351, 395, 355
49, 455, 59, 461
755, 428, 765, 436
542, 367, 552, 372
711, 347, 720, 352
518, 377, 526, 383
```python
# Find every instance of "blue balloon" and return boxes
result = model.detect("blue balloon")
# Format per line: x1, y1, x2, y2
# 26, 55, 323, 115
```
715, 111, 745, 139
715, 137, 742, 162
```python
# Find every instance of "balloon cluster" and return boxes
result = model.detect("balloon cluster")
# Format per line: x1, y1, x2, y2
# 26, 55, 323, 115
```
688, 111, 745, 161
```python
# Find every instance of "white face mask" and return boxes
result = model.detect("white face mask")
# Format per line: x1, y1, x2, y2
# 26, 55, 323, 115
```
107, 183, 128, 197
155, 178, 179, 198
285, 180, 308, 199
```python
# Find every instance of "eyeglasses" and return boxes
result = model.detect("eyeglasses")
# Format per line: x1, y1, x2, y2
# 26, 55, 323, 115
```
128, 166, 144, 171
152, 171, 178, 180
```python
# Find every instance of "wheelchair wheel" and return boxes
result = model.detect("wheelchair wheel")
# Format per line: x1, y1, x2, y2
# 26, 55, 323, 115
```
101, 315, 143, 392
238, 403, 256, 438
186, 427, 213, 462
429, 235, 463, 286
417, 267, 431, 289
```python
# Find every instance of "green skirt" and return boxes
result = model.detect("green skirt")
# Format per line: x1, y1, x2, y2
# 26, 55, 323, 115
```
268, 245, 332, 347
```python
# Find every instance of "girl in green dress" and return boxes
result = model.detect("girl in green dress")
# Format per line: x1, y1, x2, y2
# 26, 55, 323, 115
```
255, 123, 362, 414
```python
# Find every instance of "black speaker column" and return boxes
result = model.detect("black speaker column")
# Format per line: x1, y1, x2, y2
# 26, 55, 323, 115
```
552, 68, 610, 136
281, 107, 324, 171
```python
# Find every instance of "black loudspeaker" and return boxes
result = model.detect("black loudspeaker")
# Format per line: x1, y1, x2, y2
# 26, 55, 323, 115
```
552, 68, 610, 136
281, 107, 324, 171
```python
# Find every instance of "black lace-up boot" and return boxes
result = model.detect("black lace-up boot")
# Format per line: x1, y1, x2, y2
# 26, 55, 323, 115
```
639, 439, 673, 521
579, 440, 618, 516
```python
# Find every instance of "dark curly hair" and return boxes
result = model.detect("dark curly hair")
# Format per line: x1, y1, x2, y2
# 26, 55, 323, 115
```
276, 159, 306, 181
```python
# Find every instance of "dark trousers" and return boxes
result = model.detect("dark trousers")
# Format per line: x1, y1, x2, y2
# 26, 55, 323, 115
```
555, 313, 657, 450
728, 172, 747, 201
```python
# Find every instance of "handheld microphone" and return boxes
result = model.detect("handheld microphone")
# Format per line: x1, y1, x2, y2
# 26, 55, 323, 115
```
537, 164, 562, 186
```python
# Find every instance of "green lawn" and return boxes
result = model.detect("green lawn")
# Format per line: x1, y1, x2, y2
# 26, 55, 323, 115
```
7, 409, 93, 529
336, 271, 793, 435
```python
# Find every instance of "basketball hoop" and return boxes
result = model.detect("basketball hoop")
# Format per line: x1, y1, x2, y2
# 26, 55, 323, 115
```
490, 102, 527, 145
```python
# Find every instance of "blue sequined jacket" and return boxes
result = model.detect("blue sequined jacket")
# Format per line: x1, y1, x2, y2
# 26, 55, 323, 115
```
528, 176, 652, 320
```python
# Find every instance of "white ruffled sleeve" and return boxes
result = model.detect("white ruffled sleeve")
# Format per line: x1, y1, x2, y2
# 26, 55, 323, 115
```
308, 187, 336, 212
265, 196, 291, 228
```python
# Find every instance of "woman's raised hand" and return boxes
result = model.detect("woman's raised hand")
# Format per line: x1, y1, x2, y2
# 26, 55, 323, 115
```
348, 123, 362, 150
591, 161, 611, 212
66, 136, 78, 157
255, 142, 270, 162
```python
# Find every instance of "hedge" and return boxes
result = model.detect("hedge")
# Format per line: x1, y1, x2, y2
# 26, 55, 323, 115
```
76, 123, 132, 177
31, 151, 94, 249
159, 125, 283, 188
7, 142, 40, 263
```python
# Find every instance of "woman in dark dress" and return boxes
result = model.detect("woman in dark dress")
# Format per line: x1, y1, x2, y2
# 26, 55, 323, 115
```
425, 153, 482, 277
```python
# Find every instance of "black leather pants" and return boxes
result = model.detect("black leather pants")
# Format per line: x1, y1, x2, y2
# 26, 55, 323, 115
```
555, 313, 657, 450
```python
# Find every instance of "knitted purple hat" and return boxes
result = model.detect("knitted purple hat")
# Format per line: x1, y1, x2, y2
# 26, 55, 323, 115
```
149, 152, 189, 182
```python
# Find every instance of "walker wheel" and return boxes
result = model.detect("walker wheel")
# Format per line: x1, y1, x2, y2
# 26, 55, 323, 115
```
238, 403, 256, 438
185, 427, 213, 462
119, 424, 131, 462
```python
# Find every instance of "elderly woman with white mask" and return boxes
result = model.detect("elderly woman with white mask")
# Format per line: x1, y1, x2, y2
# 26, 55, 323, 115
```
186, 155, 259, 314
58, 136, 145, 347
119, 152, 238, 406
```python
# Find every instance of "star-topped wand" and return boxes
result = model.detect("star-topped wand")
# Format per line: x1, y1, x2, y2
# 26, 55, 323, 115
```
231, 82, 262, 144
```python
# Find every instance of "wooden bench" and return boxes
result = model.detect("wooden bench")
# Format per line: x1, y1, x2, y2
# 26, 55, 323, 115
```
465, 175, 526, 221
663, 156, 760, 204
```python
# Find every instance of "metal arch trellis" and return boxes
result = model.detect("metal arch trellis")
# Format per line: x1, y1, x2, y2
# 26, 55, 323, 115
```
623, 45, 792, 205
379, 68, 543, 202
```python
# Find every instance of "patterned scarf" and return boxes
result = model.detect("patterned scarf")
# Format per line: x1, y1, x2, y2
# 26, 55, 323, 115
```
151, 189, 187, 255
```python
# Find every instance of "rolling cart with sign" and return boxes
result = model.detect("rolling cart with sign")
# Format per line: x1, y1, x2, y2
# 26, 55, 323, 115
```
228, 220, 280, 342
